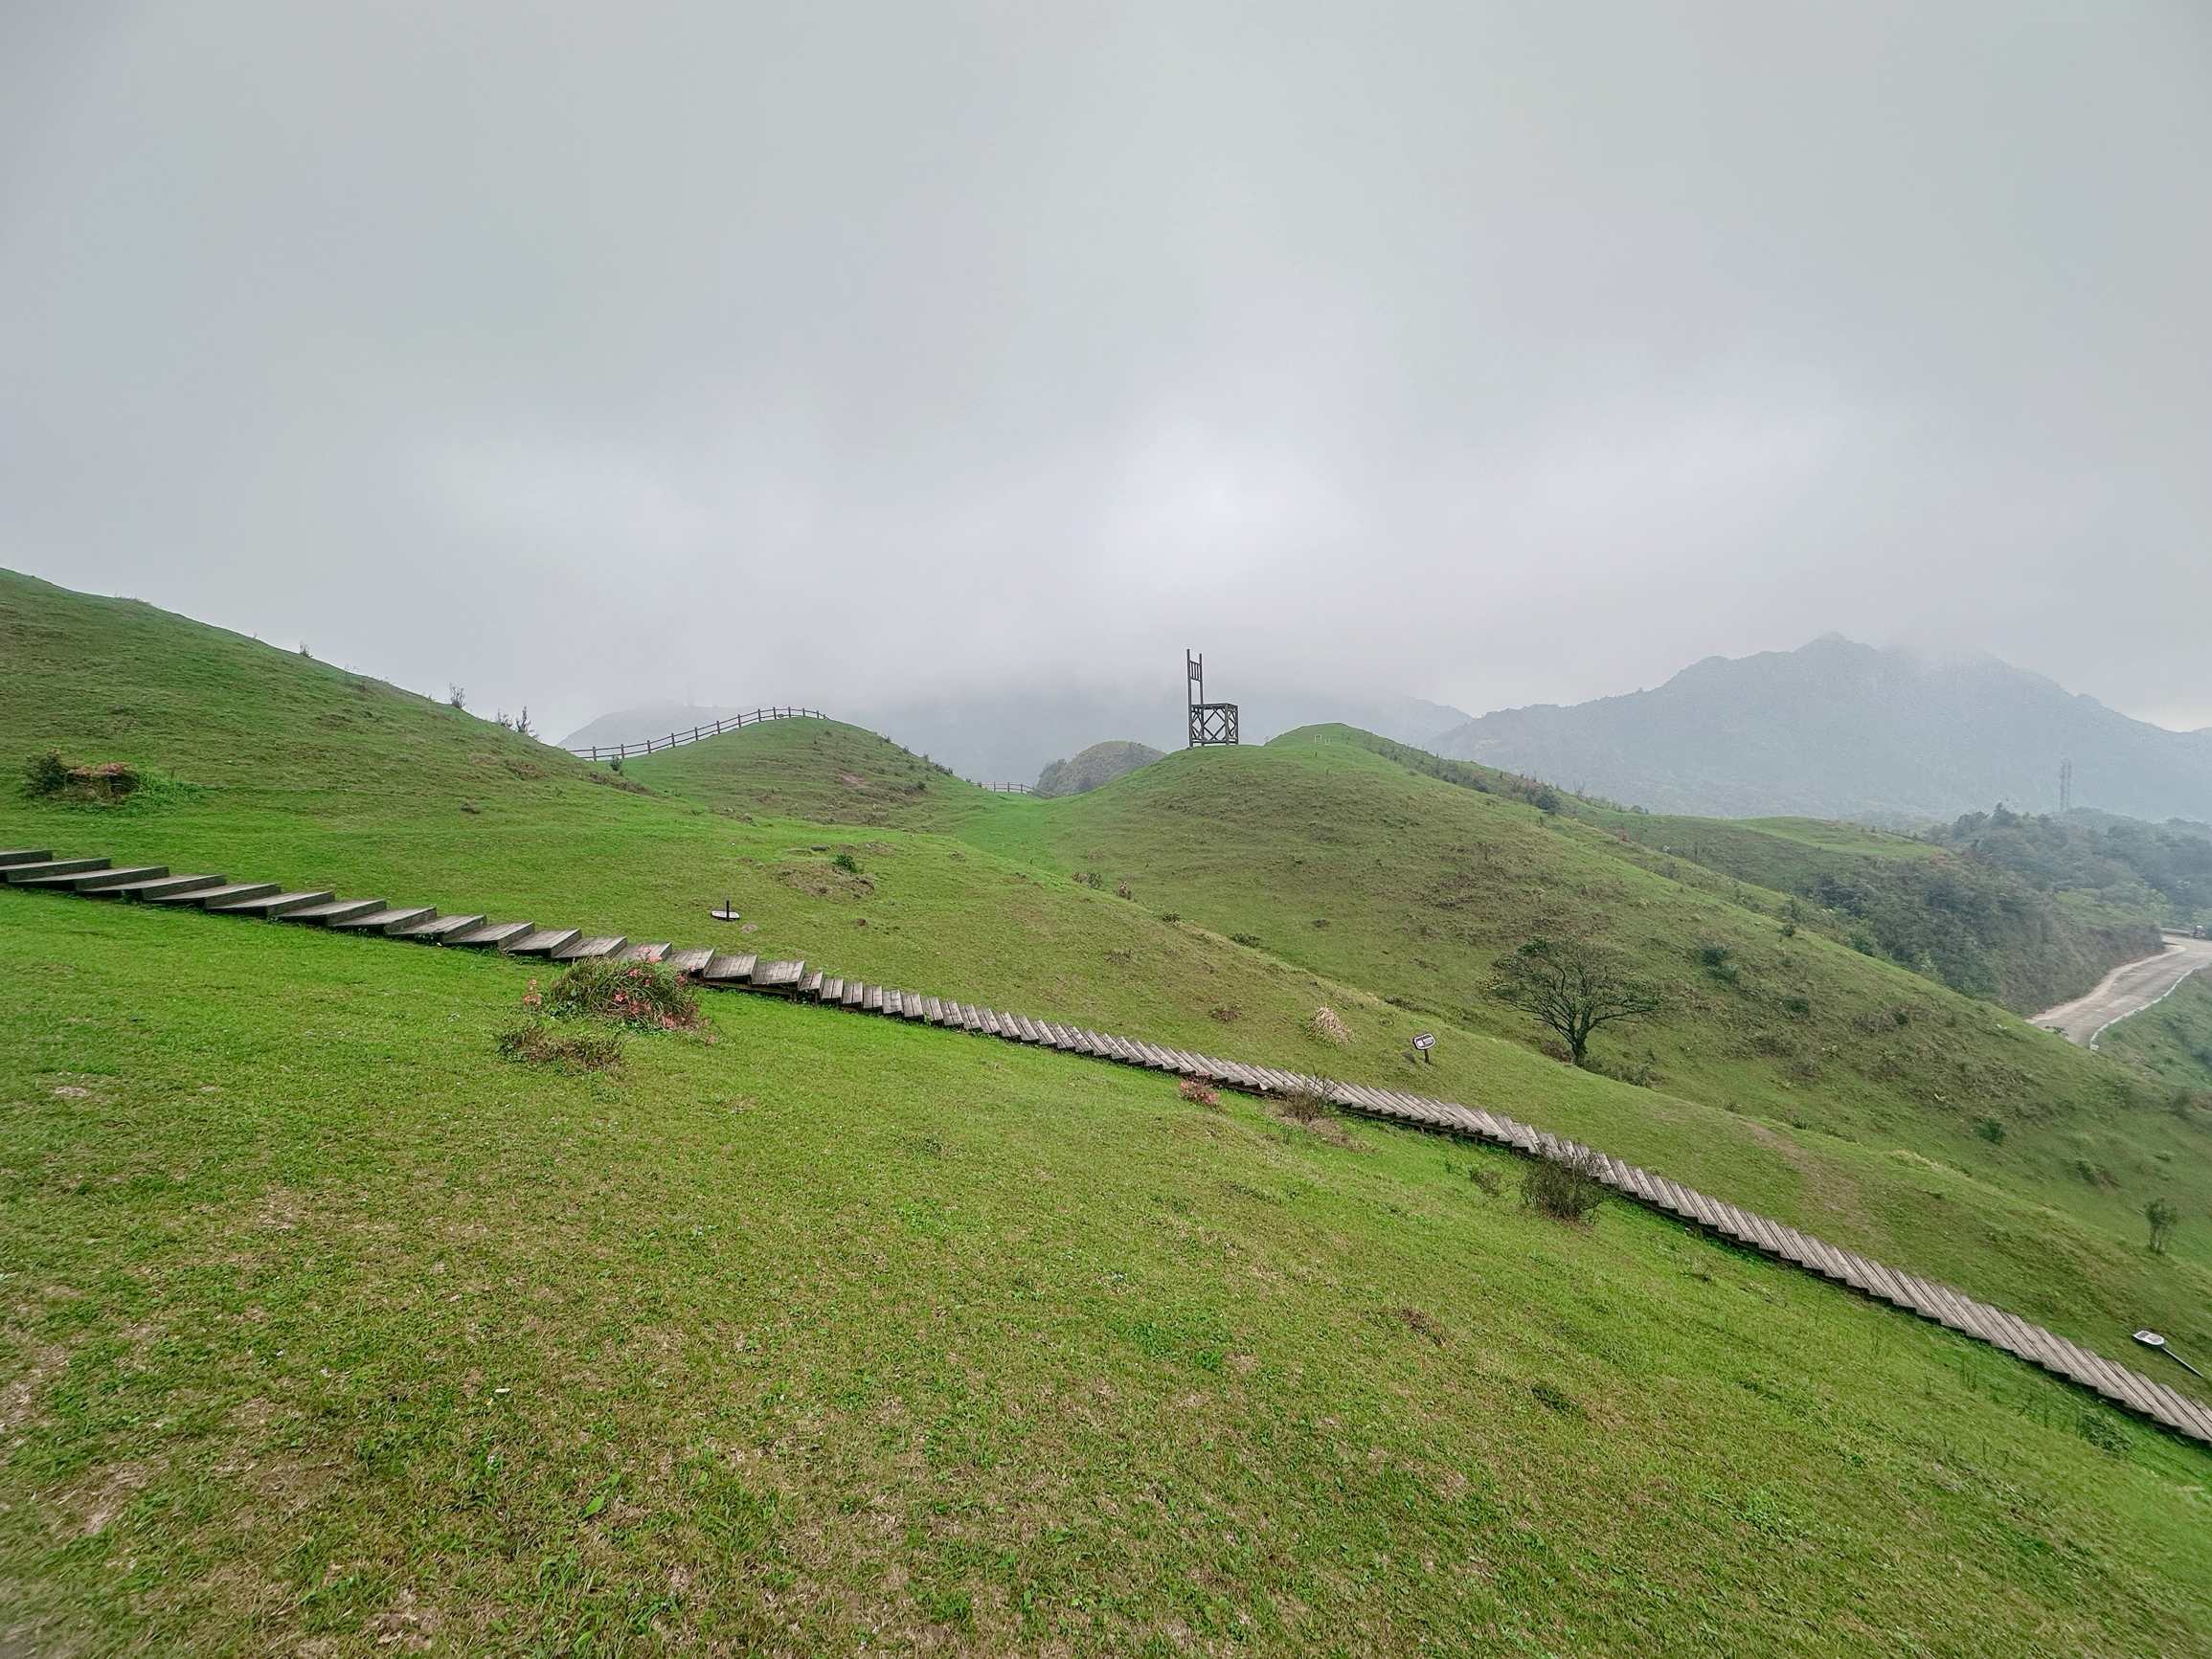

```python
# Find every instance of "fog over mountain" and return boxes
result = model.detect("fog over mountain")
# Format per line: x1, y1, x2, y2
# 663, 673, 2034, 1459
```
1432, 636, 2212, 824
5, 8, 2210, 737
563, 684, 1471, 783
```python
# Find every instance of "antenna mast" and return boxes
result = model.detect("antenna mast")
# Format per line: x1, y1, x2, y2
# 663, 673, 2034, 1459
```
2059, 758, 2073, 815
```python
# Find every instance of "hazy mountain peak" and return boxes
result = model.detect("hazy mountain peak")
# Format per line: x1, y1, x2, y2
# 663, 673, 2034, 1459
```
1433, 637, 2212, 823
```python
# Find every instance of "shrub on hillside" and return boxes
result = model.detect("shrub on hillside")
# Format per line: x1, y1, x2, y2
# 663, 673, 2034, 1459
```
1179, 1074, 1222, 1109
1278, 1081, 1337, 1123
541, 959, 703, 1032
1522, 1150, 1610, 1224
1310, 1006, 1351, 1045
2145, 1198, 2178, 1254
22, 749, 145, 804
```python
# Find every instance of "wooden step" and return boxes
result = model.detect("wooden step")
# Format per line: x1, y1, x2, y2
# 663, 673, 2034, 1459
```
701, 953, 756, 983
110, 872, 225, 901
614, 942, 670, 963
16, 863, 166, 892
395, 913, 489, 943
800, 970, 824, 997
280, 897, 387, 926
754, 959, 806, 993
328, 905, 438, 935
505, 928, 582, 957
4, 857, 110, 885
553, 935, 627, 961
445, 920, 535, 951
0, 849, 54, 867
148, 881, 280, 908
664, 947, 714, 976
208, 889, 336, 920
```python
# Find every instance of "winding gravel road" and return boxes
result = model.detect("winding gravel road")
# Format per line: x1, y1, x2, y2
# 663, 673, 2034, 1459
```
2032, 934, 2212, 1047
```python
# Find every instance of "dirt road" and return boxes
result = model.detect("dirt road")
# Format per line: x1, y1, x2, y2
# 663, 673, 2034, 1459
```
2032, 934, 2212, 1047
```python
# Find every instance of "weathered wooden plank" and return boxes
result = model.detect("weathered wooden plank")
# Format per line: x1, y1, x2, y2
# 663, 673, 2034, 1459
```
0, 849, 53, 866
397, 913, 489, 942
281, 897, 389, 927
505, 927, 582, 957
863, 984, 886, 1012
17, 863, 166, 892
704, 953, 759, 983
329, 905, 437, 934
108, 872, 225, 900
151, 881, 282, 909
1883, 1273, 1945, 1319
1739, 1213, 1791, 1258
753, 959, 806, 991
210, 888, 338, 920
665, 947, 714, 975
800, 971, 824, 997
553, 934, 627, 961
445, 920, 536, 951
4, 857, 109, 884
614, 942, 670, 963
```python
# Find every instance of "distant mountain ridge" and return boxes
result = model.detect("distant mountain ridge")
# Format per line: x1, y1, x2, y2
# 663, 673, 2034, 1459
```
563, 686, 1472, 783
1430, 636, 2212, 824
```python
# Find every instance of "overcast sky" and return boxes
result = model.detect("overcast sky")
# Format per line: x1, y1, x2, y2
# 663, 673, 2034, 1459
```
4, 2, 2209, 739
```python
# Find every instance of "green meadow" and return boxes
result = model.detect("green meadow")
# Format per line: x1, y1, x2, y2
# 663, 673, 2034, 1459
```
4, 567, 2212, 1652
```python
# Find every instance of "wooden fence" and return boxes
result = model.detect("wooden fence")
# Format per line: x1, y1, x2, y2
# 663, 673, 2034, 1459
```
565, 707, 826, 761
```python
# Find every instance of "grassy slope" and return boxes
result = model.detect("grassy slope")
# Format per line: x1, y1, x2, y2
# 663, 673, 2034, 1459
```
1585, 806, 2157, 1015
5, 895, 2210, 1654
949, 734, 2212, 1370
2102, 975, 2212, 1098
617, 716, 1004, 835
8, 572, 2210, 1368
0, 573, 1370, 1070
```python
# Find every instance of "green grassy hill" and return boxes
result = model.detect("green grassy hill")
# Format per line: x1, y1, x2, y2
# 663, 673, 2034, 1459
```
2102, 976, 2212, 1099
7, 894, 2211, 1653
1587, 805, 2160, 1014
618, 715, 1006, 833
5, 569, 2212, 1650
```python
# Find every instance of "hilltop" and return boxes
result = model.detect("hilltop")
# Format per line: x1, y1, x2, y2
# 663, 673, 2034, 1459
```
1034, 740, 1162, 798
1431, 634, 2212, 823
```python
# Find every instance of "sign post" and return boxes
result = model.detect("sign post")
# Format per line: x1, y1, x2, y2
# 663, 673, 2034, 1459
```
2134, 1330, 2206, 1379
1412, 1032, 1435, 1065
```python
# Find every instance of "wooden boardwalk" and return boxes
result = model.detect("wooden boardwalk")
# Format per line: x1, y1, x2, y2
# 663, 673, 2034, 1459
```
10, 841, 2209, 1447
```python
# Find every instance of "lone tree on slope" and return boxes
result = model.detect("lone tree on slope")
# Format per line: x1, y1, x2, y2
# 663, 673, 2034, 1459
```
1491, 935, 1663, 1067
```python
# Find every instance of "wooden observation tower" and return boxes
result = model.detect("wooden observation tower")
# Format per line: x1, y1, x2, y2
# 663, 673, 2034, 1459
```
1186, 651, 1239, 748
